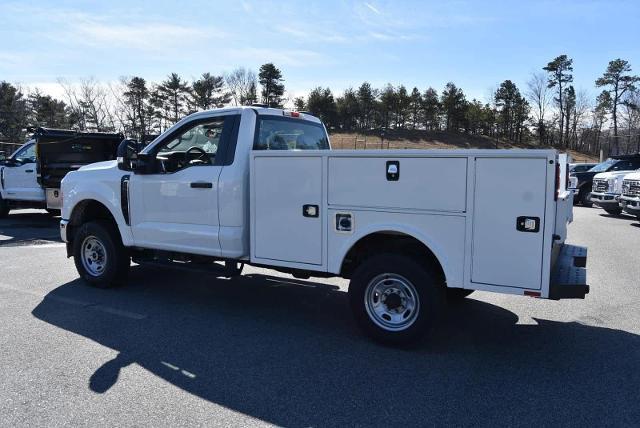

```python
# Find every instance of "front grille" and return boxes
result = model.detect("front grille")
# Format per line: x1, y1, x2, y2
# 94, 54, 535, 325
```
622, 179, 640, 197
592, 179, 608, 193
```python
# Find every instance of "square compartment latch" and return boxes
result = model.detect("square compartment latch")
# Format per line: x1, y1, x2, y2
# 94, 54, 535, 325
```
516, 216, 540, 233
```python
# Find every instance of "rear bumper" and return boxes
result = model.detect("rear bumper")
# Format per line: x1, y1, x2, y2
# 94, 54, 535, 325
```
549, 244, 589, 300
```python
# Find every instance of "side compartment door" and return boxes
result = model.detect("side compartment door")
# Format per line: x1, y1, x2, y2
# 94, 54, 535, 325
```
252, 155, 323, 266
471, 157, 548, 289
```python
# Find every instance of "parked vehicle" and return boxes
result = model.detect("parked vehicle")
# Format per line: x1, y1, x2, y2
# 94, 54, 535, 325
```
0, 128, 123, 217
569, 155, 640, 207
59, 106, 588, 345
569, 162, 596, 174
619, 171, 640, 219
589, 170, 638, 215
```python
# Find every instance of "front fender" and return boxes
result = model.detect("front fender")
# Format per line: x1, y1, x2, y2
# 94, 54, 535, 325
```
62, 175, 133, 246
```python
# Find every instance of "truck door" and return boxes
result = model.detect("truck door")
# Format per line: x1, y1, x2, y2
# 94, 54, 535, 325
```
128, 116, 236, 257
471, 157, 548, 290
2, 142, 43, 201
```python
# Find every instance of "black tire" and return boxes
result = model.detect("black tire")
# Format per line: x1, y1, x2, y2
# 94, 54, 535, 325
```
46, 209, 61, 217
348, 253, 444, 346
604, 207, 622, 216
0, 195, 9, 218
73, 221, 130, 288
445, 288, 474, 302
580, 188, 593, 207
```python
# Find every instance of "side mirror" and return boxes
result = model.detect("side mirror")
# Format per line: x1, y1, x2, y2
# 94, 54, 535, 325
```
117, 139, 141, 172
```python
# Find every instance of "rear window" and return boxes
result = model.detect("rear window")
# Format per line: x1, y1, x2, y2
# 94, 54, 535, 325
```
254, 117, 329, 150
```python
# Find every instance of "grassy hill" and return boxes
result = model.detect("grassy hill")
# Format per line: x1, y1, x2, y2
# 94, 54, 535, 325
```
329, 129, 597, 163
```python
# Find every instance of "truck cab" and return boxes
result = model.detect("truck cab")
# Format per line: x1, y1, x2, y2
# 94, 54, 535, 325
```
0, 140, 42, 216
59, 106, 587, 345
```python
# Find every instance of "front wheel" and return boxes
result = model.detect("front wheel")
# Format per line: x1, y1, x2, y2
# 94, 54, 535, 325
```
580, 189, 593, 207
348, 254, 444, 346
73, 221, 130, 288
604, 207, 622, 216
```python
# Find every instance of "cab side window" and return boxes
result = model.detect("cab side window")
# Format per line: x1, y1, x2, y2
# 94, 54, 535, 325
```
154, 118, 227, 173
14, 144, 36, 164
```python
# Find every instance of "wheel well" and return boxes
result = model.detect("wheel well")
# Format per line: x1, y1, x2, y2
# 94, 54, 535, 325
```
340, 232, 446, 285
67, 200, 118, 243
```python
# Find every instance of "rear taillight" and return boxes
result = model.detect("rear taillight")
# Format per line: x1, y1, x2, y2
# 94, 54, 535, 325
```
555, 161, 560, 201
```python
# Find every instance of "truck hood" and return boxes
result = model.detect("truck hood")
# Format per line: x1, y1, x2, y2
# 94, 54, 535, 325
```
78, 160, 118, 171
593, 170, 635, 180
623, 172, 640, 181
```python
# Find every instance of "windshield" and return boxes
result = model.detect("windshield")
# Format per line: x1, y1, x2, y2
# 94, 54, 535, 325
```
589, 158, 616, 173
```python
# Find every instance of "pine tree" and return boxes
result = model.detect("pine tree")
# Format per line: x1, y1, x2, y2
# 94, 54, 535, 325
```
258, 63, 285, 107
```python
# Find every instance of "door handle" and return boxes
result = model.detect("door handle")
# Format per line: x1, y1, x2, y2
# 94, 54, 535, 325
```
25, 169, 34, 173
190, 181, 213, 189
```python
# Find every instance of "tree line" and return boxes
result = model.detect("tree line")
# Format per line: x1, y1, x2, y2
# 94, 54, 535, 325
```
1, 56, 638, 156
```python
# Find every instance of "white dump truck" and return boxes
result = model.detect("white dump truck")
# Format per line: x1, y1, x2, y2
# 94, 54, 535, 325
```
0, 128, 122, 217
59, 106, 588, 345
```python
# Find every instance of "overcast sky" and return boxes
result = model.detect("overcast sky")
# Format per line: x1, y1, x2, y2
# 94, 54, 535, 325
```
1, 0, 639, 102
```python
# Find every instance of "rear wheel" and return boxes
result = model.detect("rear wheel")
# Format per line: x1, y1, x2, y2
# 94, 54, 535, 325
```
580, 188, 593, 207
604, 207, 622, 216
348, 254, 444, 346
73, 221, 130, 288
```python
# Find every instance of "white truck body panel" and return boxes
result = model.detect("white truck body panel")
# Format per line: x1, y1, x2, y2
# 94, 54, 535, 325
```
250, 149, 563, 297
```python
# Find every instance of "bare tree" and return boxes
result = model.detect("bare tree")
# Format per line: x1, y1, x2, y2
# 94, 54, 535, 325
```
526, 72, 551, 144
225, 67, 257, 106
58, 77, 115, 132
571, 89, 591, 150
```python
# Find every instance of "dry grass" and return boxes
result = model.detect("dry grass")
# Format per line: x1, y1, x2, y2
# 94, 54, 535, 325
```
329, 130, 598, 163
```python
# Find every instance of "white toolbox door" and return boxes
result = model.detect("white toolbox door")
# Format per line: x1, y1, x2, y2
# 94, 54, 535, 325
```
253, 156, 323, 265
472, 157, 547, 289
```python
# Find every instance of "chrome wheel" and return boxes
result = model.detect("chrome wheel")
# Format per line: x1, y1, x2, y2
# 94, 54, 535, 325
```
81, 235, 108, 277
364, 273, 420, 331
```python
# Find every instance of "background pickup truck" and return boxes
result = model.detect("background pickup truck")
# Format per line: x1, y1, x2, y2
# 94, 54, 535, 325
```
0, 128, 122, 217
59, 106, 588, 345
569, 154, 640, 207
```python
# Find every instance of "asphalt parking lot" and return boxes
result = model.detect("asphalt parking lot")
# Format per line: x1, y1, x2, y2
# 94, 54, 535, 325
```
0, 207, 639, 427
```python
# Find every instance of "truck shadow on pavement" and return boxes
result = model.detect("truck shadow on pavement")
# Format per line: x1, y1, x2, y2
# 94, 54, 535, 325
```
0, 210, 61, 246
32, 265, 640, 426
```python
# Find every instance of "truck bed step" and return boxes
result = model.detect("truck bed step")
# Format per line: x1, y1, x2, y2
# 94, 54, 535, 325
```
549, 244, 589, 300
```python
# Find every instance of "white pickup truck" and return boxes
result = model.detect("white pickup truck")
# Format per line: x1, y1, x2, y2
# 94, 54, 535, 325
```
590, 170, 637, 216
59, 106, 588, 345
0, 128, 122, 217
620, 171, 640, 218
